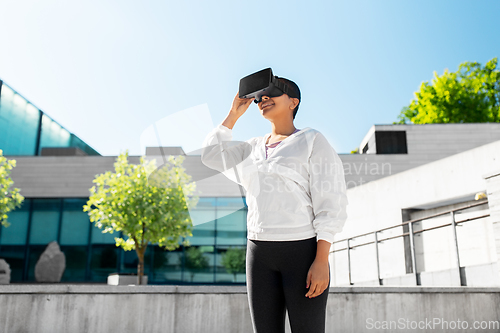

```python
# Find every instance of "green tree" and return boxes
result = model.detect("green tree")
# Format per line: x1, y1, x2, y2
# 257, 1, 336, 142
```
0, 149, 24, 228
396, 57, 500, 124
83, 150, 198, 284
184, 246, 209, 282
221, 247, 246, 282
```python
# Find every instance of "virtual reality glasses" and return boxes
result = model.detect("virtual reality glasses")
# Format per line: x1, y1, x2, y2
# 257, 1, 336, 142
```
239, 68, 294, 104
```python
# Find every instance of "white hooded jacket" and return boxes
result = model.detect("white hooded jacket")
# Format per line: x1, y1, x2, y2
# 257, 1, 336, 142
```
201, 124, 348, 243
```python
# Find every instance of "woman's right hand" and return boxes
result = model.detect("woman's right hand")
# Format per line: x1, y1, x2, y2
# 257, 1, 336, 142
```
230, 92, 254, 118
222, 92, 254, 130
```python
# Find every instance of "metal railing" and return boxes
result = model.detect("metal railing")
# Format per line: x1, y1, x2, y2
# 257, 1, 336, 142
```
329, 199, 490, 286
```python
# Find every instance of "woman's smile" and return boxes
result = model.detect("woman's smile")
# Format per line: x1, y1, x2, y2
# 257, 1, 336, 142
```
261, 102, 274, 110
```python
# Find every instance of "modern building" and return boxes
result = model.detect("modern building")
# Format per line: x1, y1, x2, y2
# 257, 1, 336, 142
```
0, 80, 99, 157
333, 123, 500, 287
2, 78, 500, 287
341, 123, 500, 188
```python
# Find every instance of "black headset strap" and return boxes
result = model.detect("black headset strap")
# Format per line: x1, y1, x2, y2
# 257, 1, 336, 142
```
273, 76, 293, 96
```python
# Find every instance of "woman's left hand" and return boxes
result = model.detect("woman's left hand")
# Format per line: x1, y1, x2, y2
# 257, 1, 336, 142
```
305, 259, 330, 298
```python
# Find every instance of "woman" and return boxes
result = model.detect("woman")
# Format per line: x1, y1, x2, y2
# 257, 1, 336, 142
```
201, 74, 348, 333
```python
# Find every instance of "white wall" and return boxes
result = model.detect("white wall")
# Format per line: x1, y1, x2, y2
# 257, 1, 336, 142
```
331, 140, 500, 286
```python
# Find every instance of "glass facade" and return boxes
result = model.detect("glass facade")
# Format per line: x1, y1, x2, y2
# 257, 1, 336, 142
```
0, 197, 248, 284
0, 80, 100, 156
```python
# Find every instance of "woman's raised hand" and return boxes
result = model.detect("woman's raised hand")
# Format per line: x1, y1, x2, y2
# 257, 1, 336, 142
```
222, 92, 254, 129
230, 92, 254, 118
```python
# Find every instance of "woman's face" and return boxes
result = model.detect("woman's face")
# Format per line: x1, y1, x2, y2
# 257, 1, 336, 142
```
257, 94, 298, 121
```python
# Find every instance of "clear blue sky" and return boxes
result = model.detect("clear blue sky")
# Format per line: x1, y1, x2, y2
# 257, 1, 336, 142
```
1, 0, 499, 156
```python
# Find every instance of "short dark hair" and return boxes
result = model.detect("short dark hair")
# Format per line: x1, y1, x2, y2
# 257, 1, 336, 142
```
276, 77, 301, 120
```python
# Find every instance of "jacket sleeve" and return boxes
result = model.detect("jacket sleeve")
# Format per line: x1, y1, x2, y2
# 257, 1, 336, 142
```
201, 124, 252, 186
308, 131, 349, 244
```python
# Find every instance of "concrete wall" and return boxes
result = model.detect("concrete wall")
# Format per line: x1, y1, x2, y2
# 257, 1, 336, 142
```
1, 285, 499, 333
6, 154, 246, 199
358, 123, 500, 158
331, 140, 500, 286
349, 124, 500, 188
338, 263, 500, 288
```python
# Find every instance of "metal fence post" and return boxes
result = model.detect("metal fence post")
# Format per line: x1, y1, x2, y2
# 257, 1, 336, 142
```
450, 211, 465, 286
347, 238, 353, 285
408, 221, 419, 285
374, 231, 382, 285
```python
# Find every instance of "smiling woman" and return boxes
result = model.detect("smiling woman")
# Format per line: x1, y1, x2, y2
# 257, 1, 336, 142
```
201, 69, 348, 333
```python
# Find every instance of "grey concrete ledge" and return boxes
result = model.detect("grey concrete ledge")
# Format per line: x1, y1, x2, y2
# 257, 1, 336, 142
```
1, 284, 500, 294
328, 286, 500, 293
0, 284, 248, 294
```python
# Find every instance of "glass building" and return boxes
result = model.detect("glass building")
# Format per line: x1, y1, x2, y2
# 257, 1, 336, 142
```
0, 79, 249, 284
0, 80, 99, 156
0, 197, 248, 284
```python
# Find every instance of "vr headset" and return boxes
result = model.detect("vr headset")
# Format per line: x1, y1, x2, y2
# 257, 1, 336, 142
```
239, 68, 293, 104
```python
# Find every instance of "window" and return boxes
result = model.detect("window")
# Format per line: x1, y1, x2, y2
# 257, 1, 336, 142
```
0, 200, 30, 245
0, 245, 25, 281
60, 199, 90, 245
60, 246, 88, 281
29, 199, 60, 245
0, 84, 40, 155
153, 246, 183, 283
89, 245, 119, 282
375, 131, 408, 154
362, 142, 369, 154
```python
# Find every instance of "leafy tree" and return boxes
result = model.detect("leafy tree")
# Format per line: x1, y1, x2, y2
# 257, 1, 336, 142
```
0, 149, 24, 228
396, 57, 500, 124
221, 247, 246, 282
184, 246, 209, 282
83, 150, 198, 284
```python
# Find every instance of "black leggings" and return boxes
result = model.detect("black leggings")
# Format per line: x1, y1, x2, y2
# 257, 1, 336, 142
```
246, 236, 330, 333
